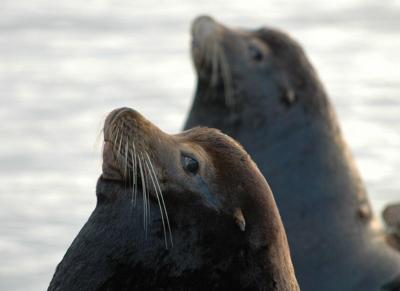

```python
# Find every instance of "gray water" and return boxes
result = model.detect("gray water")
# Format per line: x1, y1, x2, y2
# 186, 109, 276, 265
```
0, 1, 399, 290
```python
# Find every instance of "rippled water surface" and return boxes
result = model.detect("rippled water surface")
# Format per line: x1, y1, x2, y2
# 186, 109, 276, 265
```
0, 1, 399, 290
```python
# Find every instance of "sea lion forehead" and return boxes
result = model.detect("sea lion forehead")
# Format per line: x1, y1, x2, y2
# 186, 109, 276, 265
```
178, 127, 248, 160
192, 15, 271, 52
256, 28, 307, 60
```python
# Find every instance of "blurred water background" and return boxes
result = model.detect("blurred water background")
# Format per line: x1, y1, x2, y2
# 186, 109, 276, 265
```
0, 0, 399, 290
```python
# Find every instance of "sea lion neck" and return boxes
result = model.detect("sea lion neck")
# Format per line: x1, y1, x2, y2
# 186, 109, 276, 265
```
240, 179, 300, 291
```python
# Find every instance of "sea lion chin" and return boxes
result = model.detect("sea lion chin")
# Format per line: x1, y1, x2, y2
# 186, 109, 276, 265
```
48, 107, 300, 291
185, 15, 400, 291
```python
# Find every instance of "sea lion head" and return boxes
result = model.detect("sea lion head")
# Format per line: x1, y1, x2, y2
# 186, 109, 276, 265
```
102, 107, 277, 240
102, 107, 245, 213
188, 15, 330, 132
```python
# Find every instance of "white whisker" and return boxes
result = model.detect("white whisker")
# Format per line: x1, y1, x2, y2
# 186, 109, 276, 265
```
117, 131, 123, 159
112, 129, 118, 151
145, 152, 173, 248
144, 156, 168, 249
218, 49, 234, 107
138, 155, 148, 236
211, 42, 219, 86
124, 142, 129, 179
132, 141, 138, 207
142, 153, 151, 225
113, 126, 120, 148
130, 149, 135, 212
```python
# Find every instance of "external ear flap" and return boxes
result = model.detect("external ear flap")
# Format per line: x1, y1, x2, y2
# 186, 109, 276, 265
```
234, 208, 246, 232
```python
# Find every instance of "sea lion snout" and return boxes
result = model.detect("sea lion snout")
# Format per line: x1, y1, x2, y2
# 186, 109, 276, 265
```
102, 107, 164, 185
103, 107, 144, 138
191, 15, 221, 45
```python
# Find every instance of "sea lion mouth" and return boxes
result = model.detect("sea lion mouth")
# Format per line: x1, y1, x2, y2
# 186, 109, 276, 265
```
191, 15, 235, 106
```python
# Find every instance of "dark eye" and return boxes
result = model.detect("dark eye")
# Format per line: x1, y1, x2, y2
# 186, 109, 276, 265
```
249, 44, 263, 61
182, 155, 199, 174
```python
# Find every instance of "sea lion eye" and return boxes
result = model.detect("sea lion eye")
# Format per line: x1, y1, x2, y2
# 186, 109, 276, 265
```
248, 43, 263, 61
182, 155, 199, 174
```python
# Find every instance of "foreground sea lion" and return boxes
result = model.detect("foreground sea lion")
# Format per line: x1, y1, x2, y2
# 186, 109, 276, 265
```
185, 15, 400, 291
48, 107, 300, 291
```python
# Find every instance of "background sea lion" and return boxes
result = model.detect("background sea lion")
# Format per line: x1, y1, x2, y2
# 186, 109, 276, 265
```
185, 15, 400, 291
48, 107, 300, 291
383, 203, 400, 251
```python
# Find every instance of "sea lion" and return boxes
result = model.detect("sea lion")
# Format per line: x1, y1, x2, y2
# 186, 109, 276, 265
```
185, 15, 400, 291
48, 107, 300, 291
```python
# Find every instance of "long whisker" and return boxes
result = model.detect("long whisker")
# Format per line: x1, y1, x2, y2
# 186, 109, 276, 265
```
138, 155, 148, 236
130, 149, 136, 213
112, 127, 119, 151
117, 130, 123, 159
211, 42, 219, 86
132, 141, 138, 207
112, 125, 120, 144
145, 152, 173, 247
111, 129, 122, 168
124, 141, 129, 179
219, 49, 234, 107
143, 155, 168, 249
142, 153, 151, 227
